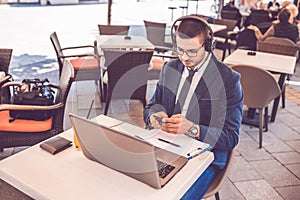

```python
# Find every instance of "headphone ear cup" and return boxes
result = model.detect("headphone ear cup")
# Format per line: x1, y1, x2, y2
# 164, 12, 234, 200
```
204, 39, 212, 52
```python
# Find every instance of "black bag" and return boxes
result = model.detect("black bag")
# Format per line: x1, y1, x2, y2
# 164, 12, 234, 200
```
10, 78, 55, 121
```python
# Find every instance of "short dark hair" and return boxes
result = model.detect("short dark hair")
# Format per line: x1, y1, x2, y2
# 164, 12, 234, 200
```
176, 17, 209, 40
278, 9, 291, 24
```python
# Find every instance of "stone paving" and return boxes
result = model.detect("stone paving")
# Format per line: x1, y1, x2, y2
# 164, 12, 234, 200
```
1, 1, 300, 199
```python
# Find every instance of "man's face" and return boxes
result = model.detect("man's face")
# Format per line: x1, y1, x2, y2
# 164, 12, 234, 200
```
175, 34, 207, 69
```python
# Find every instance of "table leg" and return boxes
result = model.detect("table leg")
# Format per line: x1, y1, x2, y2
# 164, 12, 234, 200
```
270, 73, 286, 122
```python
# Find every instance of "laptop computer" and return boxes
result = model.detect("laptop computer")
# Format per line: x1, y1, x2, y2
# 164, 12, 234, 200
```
69, 113, 188, 189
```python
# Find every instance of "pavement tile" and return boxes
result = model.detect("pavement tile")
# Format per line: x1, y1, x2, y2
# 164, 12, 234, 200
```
0, 148, 14, 161
250, 130, 293, 153
285, 164, 300, 179
275, 185, 300, 200
206, 179, 245, 200
239, 129, 255, 142
268, 123, 300, 141
276, 113, 300, 127
228, 156, 263, 182
285, 105, 300, 118
293, 126, 300, 134
286, 140, 300, 153
236, 141, 273, 161
0, 180, 32, 200
234, 180, 283, 200
272, 152, 300, 165
251, 160, 300, 187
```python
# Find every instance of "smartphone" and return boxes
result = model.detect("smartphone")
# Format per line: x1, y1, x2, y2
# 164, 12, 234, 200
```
153, 115, 164, 125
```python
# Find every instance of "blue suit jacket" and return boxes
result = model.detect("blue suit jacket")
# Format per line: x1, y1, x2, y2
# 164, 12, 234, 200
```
144, 55, 243, 169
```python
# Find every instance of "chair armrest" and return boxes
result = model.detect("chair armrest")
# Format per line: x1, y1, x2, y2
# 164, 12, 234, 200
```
59, 53, 100, 60
227, 31, 238, 40
0, 103, 64, 111
0, 74, 12, 84
61, 45, 96, 51
1, 81, 23, 89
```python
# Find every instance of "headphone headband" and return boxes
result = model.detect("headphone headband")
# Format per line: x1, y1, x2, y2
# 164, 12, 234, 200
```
171, 15, 215, 52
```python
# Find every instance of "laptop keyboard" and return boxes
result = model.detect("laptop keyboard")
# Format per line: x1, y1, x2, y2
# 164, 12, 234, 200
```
157, 160, 175, 179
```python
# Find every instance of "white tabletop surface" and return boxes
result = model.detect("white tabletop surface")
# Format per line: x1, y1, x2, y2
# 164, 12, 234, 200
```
97, 35, 155, 50
224, 49, 296, 74
209, 23, 227, 33
0, 116, 214, 200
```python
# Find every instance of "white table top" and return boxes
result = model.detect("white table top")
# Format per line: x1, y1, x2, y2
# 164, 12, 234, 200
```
97, 35, 155, 50
0, 116, 214, 200
224, 49, 296, 74
209, 23, 227, 33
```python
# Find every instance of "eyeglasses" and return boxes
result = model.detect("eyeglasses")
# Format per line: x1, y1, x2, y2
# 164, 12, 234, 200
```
175, 44, 204, 57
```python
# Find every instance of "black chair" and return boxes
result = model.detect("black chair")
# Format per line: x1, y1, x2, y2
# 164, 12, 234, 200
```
0, 60, 74, 151
143, 20, 173, 54
220, 8, 242, 28
235, 29, 257, 51
97, 24, 130, 35
212, 18, 238, 61
0, 48, 13, 104
256, 21, 273, 34
102, 49, 154, 115
248, 9, 272, 25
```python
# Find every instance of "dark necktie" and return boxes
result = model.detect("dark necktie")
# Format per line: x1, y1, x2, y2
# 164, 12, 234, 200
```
173, 69, 196, 114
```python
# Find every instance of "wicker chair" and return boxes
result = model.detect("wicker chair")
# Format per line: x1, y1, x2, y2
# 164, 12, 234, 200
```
50, 32, 103, 99
0, 60, 74, 151
143, 20, 173, 54
0, 48, 13, 104
102, 49, 153, 115
212, 18, 237, 61
97, 24, 130, 35
0, 48, 13, 73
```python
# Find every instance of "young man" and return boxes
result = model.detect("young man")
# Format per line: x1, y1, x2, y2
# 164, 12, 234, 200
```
144, 15, 243, 199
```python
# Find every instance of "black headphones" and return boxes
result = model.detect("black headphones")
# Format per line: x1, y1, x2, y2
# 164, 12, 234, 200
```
171, 15, 215, 52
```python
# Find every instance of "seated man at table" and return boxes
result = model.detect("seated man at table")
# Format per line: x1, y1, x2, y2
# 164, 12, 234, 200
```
144, 15, 243, 199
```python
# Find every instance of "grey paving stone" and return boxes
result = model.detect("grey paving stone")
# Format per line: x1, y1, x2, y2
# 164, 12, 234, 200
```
293, 126, 300, 134
0, 148, 14, 161
251, 160, 300, 187
268, 123, 300, 141
272, 152, 300, 165
286, 164, 300, 179
250, 130, 293, 153
206, 179, 245, 200
228, 156, 263, 182
239, 129, 255, 142
234, 179, 283, 200
275, 185, 300, 200
285, 105, 300, 118
286, 140, 300, 153
277, 113, 300, 127
236, 141, 273, 161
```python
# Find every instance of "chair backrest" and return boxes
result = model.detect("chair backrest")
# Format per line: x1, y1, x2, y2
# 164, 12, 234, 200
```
143, 20, 167, 47
0, 48, 13, 73
203, 149, 235, 199
103, 49, 153, 103
52, 60, 74, 131
212, 18, 237, 38
249, 9, 271, 25
98, 24, 130, 35
235, 29, 257, 51
257, 37, 298, 57
50, 32, 64, 77
232, 64, 281, 109
256, 21, 273, 34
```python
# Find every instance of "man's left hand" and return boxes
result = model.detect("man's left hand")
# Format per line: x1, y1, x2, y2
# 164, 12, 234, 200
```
161, 114, 193, 134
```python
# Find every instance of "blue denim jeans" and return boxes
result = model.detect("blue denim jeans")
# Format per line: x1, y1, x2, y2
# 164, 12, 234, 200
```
180, 165, 220, 200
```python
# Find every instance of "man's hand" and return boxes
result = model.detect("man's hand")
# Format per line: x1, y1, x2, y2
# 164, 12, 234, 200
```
149, 112, 168, 129
161, 114, 193, 134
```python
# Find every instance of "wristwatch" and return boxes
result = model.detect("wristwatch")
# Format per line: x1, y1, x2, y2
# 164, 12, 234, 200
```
186, 124, 199, 139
